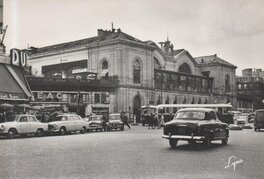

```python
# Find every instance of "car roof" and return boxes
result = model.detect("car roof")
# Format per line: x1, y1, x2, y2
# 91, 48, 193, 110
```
109, 113, 120, 115
177, 108, 216, 112
11, 114, 35, 117
255, 109, 264, 112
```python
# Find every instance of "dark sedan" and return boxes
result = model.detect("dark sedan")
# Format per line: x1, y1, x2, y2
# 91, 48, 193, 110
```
162, 108, 229, 148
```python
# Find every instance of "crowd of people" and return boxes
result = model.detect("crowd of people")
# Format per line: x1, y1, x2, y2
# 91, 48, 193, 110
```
148, 113, 165, 129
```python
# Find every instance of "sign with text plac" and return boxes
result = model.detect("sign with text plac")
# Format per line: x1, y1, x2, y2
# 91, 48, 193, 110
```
10, 48, 29, 68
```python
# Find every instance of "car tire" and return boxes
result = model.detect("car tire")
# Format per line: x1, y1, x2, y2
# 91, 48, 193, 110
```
80, 127, 86, 134
222, 137, 228, 145
169, 139, 178, 149
8, 129, 17, 139
36, 129, 44, 137
59, 127, 66, 135
254, 128, 258, 132
120, 126, 124, 131
203, 137, 212, 147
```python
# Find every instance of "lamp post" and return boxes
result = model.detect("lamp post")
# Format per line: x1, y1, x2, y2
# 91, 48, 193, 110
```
76, 75, 81, 115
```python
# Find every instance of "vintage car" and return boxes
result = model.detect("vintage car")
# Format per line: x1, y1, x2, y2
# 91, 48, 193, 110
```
0, 114, 48, 138
48, 114, 87, 135
162, 108, 229, 148
107, 113, 124, 131
254, 109, 264, 131
83, 115, 103, 132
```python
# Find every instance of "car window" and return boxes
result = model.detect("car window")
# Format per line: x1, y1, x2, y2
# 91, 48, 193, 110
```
209, 112, 216, 120
74, 116, 81, 121
28, 116, 37, 122
175, 111, 205, 120
54, 116, 68, 121
69, 116, 74, 121
19, 117, 28, 122
109, 115, 120, 121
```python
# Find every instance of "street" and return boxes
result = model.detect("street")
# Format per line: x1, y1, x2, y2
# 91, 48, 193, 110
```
0, 126, 264, 179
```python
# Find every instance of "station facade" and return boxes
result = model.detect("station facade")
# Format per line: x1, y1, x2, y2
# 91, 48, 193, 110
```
27, 28, 237, 117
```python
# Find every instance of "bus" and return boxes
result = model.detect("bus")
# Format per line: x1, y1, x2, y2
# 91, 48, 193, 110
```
140, 103, 234, 125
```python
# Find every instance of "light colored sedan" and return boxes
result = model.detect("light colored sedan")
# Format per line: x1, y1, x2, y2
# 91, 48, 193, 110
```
0, 114, 48, 138
48, 114, 87, 135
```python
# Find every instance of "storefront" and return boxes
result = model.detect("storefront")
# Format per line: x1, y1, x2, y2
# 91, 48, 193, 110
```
0, 48, 32, 120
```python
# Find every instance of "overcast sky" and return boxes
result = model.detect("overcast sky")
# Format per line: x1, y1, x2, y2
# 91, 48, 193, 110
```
4, 0, 264, 75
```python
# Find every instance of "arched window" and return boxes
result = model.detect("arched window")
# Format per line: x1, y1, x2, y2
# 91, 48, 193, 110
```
225, 74, 230, 93
102, 60, 108, 69
133, 60, 141, 83
179, 63, 192, 74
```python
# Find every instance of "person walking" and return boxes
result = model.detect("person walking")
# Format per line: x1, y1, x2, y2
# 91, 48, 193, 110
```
153, 113, 159, 129
158, 113, 165, 129
148, 113, 154, 129
122, 113, 131, 129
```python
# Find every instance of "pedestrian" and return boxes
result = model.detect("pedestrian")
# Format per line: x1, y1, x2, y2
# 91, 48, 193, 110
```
102, 113, 108, 131
122, 113, 131, 129
149, 113, 154, 129
153, 113, 159, 129
158, 113, 165, 129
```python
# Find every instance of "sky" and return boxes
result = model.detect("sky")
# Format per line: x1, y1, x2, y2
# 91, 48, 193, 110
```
3, 0, 264, 75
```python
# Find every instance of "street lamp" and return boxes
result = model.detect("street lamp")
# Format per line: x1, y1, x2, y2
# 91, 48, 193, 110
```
76, 75, 81, 115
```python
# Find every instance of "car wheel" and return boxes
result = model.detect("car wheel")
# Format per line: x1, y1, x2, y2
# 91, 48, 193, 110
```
8, 129, 17, 139
80, 127, 86, 134
36, 129, 44, 137
203, 137, 212, 147
142, 123, 145, 126
59, 127, 66, 135
222, 137, 228, 145
254, 128, 258, 132
169, 139, 178, 149
120, 126, 124, 131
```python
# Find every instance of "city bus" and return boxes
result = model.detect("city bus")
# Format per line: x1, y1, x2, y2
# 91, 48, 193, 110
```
140, 103, 234, 125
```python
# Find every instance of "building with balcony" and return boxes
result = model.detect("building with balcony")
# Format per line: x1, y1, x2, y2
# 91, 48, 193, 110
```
27, 27, 237, 118
236, 74, 264, 111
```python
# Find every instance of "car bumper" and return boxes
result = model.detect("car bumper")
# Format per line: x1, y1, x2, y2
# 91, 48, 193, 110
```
162, 134, 205, 140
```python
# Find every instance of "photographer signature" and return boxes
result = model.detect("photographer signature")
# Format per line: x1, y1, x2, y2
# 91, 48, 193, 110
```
224, 156, 244, 171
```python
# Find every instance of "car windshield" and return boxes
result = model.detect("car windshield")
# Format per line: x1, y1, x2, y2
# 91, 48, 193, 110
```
6, 115, 19, 122
175, 111, 206, 120
53, 116, 67, 121
90, 116, 101, 121
109, 115, 120, 121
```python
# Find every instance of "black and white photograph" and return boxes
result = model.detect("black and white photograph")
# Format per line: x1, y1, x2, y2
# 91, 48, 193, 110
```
1, 0, 264, 178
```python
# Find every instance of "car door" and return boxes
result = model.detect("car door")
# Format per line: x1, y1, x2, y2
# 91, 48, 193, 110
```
209, 111, 221, 139
74, 116, 83, 131
67, 116, 74, 131
28, 116, 39, 133
18, 116, 30, 134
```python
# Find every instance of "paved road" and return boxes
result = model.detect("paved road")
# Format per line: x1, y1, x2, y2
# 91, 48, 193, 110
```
0, 126, 264, 179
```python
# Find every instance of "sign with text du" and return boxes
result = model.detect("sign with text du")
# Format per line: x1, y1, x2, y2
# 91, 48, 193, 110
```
10, 49, 28, 67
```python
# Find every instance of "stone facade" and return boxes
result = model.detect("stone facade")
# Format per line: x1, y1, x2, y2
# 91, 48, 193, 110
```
28, 28, 237, 116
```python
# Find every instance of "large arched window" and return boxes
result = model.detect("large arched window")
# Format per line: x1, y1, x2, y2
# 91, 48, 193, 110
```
225, 74, 230, 93
102, 60, 108, 69
133, 60, 141, 84
179, 63, 192, 74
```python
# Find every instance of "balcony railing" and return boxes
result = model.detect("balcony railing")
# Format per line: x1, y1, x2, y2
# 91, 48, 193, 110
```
26, 75, 119, 91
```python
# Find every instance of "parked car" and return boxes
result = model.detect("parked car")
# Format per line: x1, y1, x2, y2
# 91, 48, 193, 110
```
0, 114, 48, 138
236, 114, 248, 126
48, 114, 87, 135
107, 113, 124, 131
162, 108, 229, 148
254, 109, 264, 131
83, 115, 103, 132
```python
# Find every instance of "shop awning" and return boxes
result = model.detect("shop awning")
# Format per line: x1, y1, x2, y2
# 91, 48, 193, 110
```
0, 64, 32, 101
